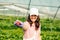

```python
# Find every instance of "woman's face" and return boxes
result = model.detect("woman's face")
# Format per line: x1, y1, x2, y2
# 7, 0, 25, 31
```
30, 15, 37, 22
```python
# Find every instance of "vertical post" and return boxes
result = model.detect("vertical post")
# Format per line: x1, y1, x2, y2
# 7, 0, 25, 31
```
28, 0, 31, 10
26, 0, 31, 16
53, 6, 60, 19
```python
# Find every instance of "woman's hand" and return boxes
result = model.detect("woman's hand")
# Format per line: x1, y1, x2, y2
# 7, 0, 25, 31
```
14, 20, 23, 27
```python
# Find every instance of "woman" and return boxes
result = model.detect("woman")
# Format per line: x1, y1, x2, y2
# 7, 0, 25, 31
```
14, 8, 41, 40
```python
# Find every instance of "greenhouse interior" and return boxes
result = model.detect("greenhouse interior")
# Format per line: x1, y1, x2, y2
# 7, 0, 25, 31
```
0, 0, 60, 40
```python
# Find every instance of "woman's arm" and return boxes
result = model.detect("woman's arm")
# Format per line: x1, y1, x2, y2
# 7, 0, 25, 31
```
37, 24, 41, 40
38, 27, 41, 40
14, 20, 28, 30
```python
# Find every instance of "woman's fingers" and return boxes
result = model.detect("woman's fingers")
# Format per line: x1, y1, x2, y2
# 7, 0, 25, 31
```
14, 20, 23, 27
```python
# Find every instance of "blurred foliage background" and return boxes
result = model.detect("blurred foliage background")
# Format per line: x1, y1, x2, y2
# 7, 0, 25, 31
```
0, 15, 60, 40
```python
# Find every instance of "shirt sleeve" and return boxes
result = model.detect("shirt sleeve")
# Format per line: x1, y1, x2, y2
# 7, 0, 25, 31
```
22, 21, 28, 30
40, 23, 41, 34
37, 23, 41, 34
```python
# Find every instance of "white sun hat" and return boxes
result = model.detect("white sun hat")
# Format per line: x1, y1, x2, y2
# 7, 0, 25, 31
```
29, 8, 39, 16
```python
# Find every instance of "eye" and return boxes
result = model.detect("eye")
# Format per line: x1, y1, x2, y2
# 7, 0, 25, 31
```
31, 15, 37, 17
